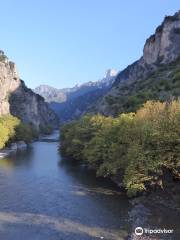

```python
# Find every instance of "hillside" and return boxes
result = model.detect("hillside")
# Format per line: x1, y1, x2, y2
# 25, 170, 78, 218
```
97, 10, 180, 116
103, 58, 180, 115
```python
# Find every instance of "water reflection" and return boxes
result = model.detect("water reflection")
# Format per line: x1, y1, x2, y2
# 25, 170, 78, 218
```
58, 157, 124, 197
0, 147, 33, 170
0, 135, 130, 240
0, 132, 179, 240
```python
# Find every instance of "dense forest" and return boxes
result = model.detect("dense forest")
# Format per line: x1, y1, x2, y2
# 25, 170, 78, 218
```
60, 12, 180, 198
60, 99, 180, 197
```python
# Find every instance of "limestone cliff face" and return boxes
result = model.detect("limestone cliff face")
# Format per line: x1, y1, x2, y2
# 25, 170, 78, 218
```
143, 12, 180, 65
0, 52, 20, 115
0, 51, 58, 130
98, 11, 180, 115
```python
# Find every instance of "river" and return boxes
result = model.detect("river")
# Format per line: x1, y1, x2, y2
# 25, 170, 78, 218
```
0, 131, 179, 240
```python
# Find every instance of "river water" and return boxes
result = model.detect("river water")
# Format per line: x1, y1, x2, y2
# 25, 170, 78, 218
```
0, 131, 179, 240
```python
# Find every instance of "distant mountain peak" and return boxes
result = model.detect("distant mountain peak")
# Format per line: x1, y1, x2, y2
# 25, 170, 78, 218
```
34, 68, 117, 104
35, 84, 58, 92
34, 68, 117, 121
104, 69, 117, 78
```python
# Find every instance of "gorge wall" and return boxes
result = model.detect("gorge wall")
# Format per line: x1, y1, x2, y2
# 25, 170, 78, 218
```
98, 10, 180, 115
0, 51, 58, 131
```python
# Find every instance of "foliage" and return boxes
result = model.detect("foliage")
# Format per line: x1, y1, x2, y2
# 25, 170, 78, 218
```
0, 115, 20, 147
60, 99, 180, 197
0, 115, 38, 149
0, 123, 9, 149
15, 122, 38, 142
105, 58, 180, 116
40, 125, 53, 135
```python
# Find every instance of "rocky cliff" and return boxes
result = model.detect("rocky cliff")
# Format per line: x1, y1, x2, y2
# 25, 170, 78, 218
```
0, 51, 58, 131
98, 10, 180, 115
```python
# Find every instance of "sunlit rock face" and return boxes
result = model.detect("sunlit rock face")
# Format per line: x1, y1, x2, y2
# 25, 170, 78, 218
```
143, 11, 180, 65
97, 11, 180, 115
0, 51, 58, 130
0, 51, 20, 115
114, 10, 180, 86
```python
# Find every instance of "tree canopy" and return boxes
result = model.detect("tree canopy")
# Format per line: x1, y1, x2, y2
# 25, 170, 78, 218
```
0, 115, 38, 149
60, 99, 180, 197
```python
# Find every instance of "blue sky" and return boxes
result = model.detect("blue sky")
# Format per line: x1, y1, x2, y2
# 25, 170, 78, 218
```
0, 1, 179, 89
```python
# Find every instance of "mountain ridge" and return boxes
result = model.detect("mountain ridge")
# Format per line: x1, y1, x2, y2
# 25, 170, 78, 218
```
34, 69, 117, 102
35, 69, 117, 121
35, 10, 180, 121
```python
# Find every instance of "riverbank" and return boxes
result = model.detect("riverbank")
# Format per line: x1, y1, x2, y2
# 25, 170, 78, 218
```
127, 187, 180, 239
0, 141, 27, 159
68, 161, 180, 215
60, 100, 180, 201
0, 132, 131, 240
111, 170, 180, 213
60, 160, 180, 239
73, 156, 180, 219
0, 148, 13, 159
0, 129, 59, 160
0, 131, 179, 239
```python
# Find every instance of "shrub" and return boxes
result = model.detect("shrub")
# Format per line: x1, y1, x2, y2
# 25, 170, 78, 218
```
60, 99, 180, 197
0, 123, 9, 149
40, 125, 53, 135
0, 115, 38, 149
15, 122, 38, 142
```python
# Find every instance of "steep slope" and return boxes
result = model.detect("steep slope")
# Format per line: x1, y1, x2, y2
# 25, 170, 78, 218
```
98, 10, 180, 115
0, 51, 58, 131
102, 58, 180, 115
35, 69, 117, 121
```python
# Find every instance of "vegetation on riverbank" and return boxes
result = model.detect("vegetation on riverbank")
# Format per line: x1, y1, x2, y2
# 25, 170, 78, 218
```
0, 115, 38, 149
105, 57, 180, 116
60, 99, 180, 197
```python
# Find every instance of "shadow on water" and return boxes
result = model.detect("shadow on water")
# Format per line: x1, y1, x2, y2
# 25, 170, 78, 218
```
57, 157, 131, 232
58, 157, 125, 197
0, 134, 130, 240
58, 156, 180, 240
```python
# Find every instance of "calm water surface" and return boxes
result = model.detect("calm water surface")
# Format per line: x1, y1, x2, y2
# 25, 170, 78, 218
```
0, 131, 179, 240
